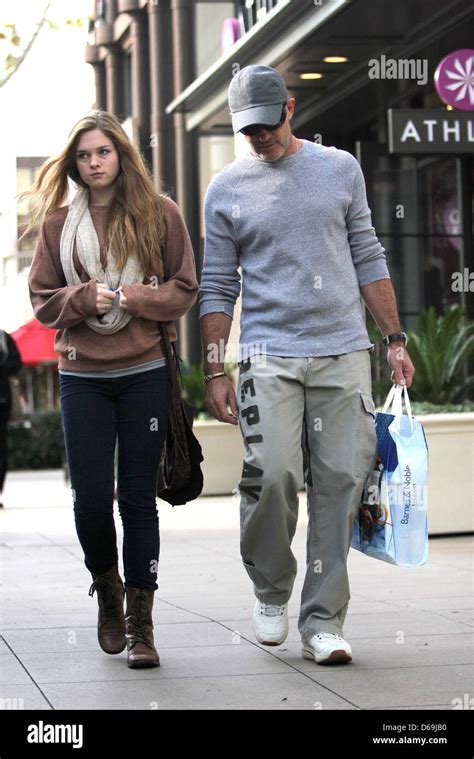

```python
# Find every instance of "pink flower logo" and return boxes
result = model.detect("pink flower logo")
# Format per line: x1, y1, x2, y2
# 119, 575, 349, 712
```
435, 49, 474, 111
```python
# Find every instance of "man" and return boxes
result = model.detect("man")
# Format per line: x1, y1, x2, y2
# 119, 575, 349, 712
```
199, 65, 414, 665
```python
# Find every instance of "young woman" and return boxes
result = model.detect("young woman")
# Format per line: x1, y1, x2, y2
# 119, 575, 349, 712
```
25, 111, 198, 668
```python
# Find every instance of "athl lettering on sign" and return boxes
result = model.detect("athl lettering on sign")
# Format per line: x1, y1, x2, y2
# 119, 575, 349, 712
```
387, 109, 474, 154
400, 119, 473, 143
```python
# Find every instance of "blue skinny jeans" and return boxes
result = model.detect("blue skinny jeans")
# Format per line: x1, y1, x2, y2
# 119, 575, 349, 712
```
59, 367, 170, 590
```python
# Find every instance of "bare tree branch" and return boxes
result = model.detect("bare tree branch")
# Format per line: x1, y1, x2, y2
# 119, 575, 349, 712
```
0, 1, 52, 89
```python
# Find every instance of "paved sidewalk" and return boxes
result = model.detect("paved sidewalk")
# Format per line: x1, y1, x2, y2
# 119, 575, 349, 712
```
0, 470, 473, 711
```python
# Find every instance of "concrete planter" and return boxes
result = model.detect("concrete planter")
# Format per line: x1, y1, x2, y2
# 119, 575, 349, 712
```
417, 413, 474, 535
194, 414, 474, 536
194, 420, 244, 496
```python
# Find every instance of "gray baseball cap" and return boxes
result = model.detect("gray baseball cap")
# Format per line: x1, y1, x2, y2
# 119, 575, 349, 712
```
228, 65, 289, 134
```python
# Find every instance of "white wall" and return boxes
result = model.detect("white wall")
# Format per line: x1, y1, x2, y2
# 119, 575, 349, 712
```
0, 0, 95, 331
195, 2, 236, 77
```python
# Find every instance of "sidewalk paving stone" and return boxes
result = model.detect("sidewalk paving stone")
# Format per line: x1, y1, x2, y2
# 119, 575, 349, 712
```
15, 643, 294, 685
0, 654, 32, 686
1, 470, 473, 711
301, 664, 473, 710
1, 621, 252, 655
274, 633, 474, 670
0, 684, 52, 710
39, 673, 357, 710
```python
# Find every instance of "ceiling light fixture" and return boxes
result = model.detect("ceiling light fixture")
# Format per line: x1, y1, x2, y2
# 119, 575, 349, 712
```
323, 56, 348, 63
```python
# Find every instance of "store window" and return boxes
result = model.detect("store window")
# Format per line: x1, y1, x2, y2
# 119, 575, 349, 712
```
419, 157, 464, 314
358, 143, 471, 331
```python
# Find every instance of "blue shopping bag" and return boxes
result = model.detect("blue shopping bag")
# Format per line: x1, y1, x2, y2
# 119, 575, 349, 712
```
351, 384, 429, 566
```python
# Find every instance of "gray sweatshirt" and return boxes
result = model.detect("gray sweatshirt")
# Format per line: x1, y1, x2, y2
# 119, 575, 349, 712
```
199, 139, 390, 360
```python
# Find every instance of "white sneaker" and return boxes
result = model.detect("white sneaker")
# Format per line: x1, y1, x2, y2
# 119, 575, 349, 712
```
302, 633, 353, 665
252, 600, 289, 646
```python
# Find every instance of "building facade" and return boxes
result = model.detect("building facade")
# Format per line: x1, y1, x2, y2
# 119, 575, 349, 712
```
85, 0, 474, 363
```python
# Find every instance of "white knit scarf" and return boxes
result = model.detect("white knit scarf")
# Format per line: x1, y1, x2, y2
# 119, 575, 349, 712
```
60, 188, 144, 334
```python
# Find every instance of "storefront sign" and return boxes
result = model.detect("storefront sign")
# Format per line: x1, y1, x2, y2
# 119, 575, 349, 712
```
387, 109, 474, 154
434, 49, 474, 111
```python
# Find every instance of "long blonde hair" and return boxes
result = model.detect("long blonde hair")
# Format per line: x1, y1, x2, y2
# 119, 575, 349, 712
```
20, 110, 166, 278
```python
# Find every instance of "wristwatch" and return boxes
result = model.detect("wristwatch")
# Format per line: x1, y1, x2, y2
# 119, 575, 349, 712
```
382, 332, 408, 347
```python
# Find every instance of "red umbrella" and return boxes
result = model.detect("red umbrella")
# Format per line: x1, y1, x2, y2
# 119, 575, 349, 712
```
10, 318, 59, 366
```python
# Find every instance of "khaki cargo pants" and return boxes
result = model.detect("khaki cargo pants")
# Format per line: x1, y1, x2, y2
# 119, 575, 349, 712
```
236, 350, 377, 643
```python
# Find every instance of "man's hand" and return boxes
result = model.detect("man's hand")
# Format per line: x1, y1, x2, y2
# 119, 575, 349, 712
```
387, 344, 415, 388
205, 376, 239, 425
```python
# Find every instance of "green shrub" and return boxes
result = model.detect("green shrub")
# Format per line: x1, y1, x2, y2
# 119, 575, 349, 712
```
368, 306, 474, 405
180, 363, 207, 416
8, 411, 65, 470
407, 306, 474, 404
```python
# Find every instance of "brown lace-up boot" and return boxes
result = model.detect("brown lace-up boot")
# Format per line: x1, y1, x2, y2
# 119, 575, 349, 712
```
125, 587, 160, 668
88, 565, 126, 655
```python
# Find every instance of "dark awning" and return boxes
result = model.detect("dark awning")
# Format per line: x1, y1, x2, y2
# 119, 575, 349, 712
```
165, 0, 474, 134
